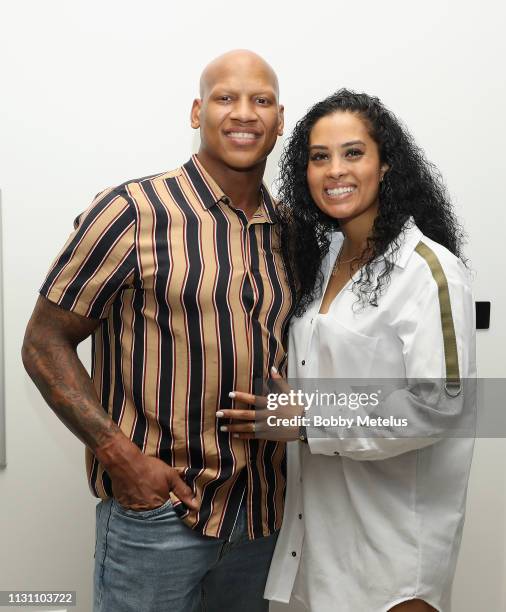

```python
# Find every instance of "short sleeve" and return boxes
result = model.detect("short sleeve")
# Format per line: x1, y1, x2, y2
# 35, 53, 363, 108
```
40, 187, 138, 319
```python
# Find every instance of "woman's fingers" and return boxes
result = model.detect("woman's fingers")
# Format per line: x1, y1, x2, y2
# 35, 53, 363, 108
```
217, 409, 256, 421
221, 424, 270, 439
229, 390, 267, 409
269, 366, 291, 395
221, 422, 257, 433
216, 408, 270, 435
230, 433, 256, 440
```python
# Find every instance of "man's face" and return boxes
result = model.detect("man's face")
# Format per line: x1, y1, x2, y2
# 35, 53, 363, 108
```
191, 63, 284, 171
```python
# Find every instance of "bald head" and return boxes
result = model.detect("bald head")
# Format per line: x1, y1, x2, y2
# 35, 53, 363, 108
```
191, 49, 284, 173
199, 49, 279, 100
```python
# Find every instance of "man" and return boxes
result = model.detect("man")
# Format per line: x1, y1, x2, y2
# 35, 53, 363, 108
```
22, 49, 294, 612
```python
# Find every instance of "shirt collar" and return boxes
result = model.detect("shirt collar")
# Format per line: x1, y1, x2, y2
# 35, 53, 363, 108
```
383, 217, 423, 269
329, 217, 422, 270
182, 155, 277, 224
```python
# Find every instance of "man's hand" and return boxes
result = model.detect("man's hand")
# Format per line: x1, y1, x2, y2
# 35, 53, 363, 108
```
97, 432, 199, 511
112, 456, 196, 511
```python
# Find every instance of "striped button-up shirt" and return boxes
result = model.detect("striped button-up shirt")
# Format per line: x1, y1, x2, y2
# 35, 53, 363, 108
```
40, 155, 295, 539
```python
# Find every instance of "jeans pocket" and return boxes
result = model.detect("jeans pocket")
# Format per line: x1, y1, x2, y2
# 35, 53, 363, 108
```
112, 497, 173, 519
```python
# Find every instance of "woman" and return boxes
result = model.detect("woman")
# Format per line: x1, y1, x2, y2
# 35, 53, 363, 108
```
218, 90, 476, 611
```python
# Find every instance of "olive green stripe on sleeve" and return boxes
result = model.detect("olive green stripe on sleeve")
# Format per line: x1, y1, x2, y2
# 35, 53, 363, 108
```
414, 241, 461, 396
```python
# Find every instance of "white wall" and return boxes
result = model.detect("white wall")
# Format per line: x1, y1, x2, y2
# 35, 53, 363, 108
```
1, 1, 505, 610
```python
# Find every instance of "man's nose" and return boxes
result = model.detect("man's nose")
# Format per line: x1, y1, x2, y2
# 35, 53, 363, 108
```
229, 98, 257, 122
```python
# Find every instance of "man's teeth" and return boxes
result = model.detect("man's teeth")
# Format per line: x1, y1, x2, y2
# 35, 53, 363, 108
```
325, 187, 355, 196
228, 132, 257, 139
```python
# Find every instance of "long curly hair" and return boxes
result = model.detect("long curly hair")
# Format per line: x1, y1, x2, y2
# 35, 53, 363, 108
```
277, 89, 465, 316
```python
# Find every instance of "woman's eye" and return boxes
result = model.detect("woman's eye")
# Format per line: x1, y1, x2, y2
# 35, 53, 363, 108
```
345, 148, 363, 158
310, 153, 328, 161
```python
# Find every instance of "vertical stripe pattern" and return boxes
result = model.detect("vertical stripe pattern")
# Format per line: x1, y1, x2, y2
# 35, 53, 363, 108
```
414, 241, 461, 395
40, 156, 295, 539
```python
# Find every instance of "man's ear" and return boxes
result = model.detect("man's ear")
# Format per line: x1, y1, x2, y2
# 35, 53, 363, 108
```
278, 104, 285, 136
190, 98, 202, 129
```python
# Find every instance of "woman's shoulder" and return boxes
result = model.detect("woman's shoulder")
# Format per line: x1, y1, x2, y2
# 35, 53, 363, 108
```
410, 228, 471, 289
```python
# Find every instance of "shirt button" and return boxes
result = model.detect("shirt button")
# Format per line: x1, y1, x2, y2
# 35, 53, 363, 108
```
291, 551, 297, 557
301, 360, 305, 366
298, 513, 302, 519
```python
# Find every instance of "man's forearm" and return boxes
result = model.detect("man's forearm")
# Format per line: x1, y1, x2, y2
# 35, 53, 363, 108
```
22, 296, 142, 472
22, 336, 121, 453
21, 331, 183, 506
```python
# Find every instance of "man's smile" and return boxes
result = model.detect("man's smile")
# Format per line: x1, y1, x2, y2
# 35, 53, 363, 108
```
223, 127, 262, 145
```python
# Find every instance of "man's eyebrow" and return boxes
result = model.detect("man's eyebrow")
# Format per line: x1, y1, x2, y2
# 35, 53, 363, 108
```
208, 85, 278, 99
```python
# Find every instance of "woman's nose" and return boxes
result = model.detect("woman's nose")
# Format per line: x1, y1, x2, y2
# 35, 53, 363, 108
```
326, 159, 345, 179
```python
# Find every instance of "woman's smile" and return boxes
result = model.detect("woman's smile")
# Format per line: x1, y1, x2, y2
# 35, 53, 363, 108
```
323, 184, 357, 200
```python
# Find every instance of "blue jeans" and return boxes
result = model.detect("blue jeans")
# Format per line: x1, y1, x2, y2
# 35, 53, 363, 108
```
94, 497, 277, 612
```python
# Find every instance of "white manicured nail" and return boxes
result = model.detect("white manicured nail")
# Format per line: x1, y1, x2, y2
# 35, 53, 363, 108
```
271, 366, 278, 374
220, 425, 228, 432
229, 392, 236, 398
216, 411, 224, 417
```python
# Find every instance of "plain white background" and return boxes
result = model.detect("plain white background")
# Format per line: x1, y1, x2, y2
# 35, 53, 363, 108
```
1, 1, 505, 610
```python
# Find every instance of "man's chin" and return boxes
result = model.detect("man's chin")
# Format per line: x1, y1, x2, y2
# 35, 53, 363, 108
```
220, 149, 271, 172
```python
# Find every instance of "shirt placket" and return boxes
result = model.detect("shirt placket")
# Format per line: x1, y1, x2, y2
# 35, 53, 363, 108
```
231, 208, 258, 386
300, 236, 342, 374
243, 217, 257, 335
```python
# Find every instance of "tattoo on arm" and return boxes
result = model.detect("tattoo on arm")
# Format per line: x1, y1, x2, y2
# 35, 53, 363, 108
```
22, 296, 121, 451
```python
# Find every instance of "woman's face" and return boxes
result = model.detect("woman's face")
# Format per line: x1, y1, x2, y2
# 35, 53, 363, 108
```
306, 111, 388, 225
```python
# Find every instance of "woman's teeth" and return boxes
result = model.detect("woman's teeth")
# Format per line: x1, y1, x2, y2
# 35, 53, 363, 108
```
325, 187, 356, 196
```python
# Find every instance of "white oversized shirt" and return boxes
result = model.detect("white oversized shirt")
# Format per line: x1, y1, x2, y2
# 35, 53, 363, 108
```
264, 221, 476, 612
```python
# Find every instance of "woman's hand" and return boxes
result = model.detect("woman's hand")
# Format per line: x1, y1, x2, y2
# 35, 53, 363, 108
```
216, 368, 305, 441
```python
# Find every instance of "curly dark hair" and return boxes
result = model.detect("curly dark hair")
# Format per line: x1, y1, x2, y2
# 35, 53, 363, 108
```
277, 88, 465, 316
